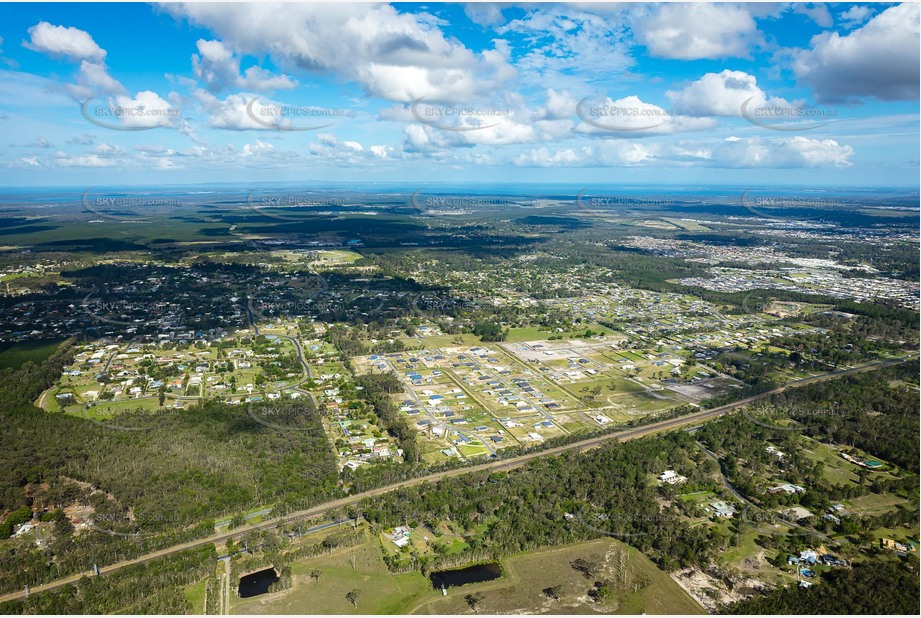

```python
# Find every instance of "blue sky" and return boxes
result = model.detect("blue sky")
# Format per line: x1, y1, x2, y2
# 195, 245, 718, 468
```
0, 2, 917, 187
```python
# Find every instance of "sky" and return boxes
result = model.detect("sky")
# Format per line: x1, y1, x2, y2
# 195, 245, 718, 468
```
0, 1, 918, 188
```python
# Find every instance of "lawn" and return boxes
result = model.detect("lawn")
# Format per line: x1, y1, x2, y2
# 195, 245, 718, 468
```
184, 579, 207, 614
0, 339, 64, 370
231, 536, 434, 615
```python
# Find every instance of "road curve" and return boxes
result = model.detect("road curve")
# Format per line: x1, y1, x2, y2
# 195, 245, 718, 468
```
0, 354, 913, 604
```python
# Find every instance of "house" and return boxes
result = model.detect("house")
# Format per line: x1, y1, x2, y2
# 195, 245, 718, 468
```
709, 501, 736, 518
765, 445, 785, 459
769, 483, 805, 495
788, 549, 818, 566
881, 538, 911, 552
659, 470, 687, 485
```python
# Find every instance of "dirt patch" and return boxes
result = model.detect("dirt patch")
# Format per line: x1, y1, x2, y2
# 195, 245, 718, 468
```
671, 566, 767, 613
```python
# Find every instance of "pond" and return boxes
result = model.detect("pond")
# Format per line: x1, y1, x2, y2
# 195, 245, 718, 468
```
238, 567, 279, 598
429, 562, 502, 590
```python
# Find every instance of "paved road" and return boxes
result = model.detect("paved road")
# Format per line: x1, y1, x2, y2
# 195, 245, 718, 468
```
1, 354, 912, 604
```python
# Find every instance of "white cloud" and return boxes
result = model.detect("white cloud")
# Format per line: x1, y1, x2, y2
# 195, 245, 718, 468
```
497, 8, 632, 88
464, 3, 508, 27
92, 142, 126, 155
67, 133, 95, 145
707, 135, 853, 168
53, 153, 119, 167
108, 90, 178, 129
308, 133, 398, 163
838, 5, 873, 29
666, 70, 791, 116
195, 90, 344, 131
576, 94, 715, 135
632, 3, 759, 60
515, 141, 654, 167
794, 3, 920, 102
514, 135, 853, 168
192, 39, 296, 93
24, 22, 106, 62
792, 3, 833, 27
68, 60, 125, 99
21, 24, 126, 101
167, 2, 513, 103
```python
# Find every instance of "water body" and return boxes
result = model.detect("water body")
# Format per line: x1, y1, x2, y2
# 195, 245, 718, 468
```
238, 567, 279, 598
429, 562, 502, 590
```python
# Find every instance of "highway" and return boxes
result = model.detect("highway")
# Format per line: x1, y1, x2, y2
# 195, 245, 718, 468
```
0, 353, 912, 604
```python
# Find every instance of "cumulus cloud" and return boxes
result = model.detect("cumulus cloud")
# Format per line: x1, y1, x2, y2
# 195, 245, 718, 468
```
194, 90, 345, 131
24, 22, 106, 61
399, 89, 580, 153
794, 3, 920, 102
464, 3, 509, 27
166, 2, 513, 103
52, 152, 119, 167
707, 135, 853, 168
68, 59, 125, 99
838, 5, 873, 29
792, 3, 833, 27
192, 39, 296, 93
632, 3, 759, 60
514, 135, 853, 168
67, 133, 95, 145
515, 141, 654, 167
575, 95, 715, 135
309, 133, 395, 162
666, 70, 791, 116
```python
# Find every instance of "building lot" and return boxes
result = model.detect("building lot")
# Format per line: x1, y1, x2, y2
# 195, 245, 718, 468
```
353, 337, 741, 465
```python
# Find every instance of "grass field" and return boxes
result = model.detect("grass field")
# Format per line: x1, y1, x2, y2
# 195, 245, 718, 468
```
184, 580, 207, 615
232, 534, 433, 615
0, 339, 64, 370
231, 535, 704, 615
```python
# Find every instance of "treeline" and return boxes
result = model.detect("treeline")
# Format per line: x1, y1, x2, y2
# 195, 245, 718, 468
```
0, 545, 215, 614
360, 431, 720, 573
0, 342, 340, 594
229, 527, 365, 581
354, 372, 421, 464
766, 361, 920, 470
723, 559, 919, 614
